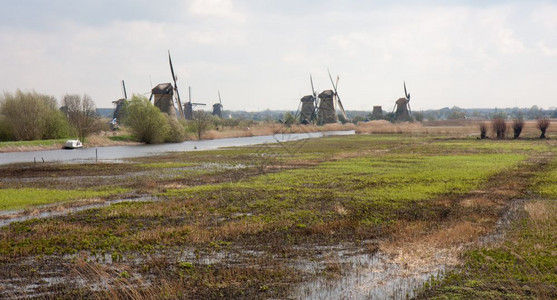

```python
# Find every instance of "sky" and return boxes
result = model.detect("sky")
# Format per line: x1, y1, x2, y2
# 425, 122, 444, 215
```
1, 0, 556, 112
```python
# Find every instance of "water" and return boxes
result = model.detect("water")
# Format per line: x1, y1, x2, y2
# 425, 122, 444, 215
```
0, 196, 158, 228
0, 131, 355, 165
290, 248, 445, 300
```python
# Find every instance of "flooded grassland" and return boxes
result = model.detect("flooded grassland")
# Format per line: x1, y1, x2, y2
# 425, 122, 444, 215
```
0, 134, 556, 299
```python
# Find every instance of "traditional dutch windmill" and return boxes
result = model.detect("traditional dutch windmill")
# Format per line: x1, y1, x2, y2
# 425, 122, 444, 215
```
149, 51, 185, 119
211, 90, 223, 118
110, 80, 127, 129
392, 81, 412, 121
317, 70, 348, 125
297, 75, 319, 124
184, 86, 206, 120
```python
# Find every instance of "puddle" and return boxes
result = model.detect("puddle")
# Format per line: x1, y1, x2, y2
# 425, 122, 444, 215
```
290, 250, 445, 300
290, 199, 530, 300
479, 199, 527, 246
0, 196, 158, 228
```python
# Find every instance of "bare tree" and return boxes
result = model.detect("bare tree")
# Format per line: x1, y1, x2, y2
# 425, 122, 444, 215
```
492, 118, 506, 139
192, 110, 212, 140
537, 117, 550, 139
479, 123, 488, 139
512, 118, 524, 139
62, 94, 100, 142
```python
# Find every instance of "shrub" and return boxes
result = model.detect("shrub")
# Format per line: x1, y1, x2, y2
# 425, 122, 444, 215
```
492, 118, 506, 139
123, 95, 169, 144
165, 116, 186, 143
0, 90, 70, 140
537, 118, 550, 139
479, 123, 488, 139
0, 117, 14, 141
512, 118, 524, 139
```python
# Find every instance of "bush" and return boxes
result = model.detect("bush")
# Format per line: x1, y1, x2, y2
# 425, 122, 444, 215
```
0, 90, 70, 141
0, 117, 14, 141
492, 118, 506, 139
537, 118, 550, 139
123, 95, 169, 144
479, 123, 488, 139
165, 116, 186, 143
512, 118, 524, 139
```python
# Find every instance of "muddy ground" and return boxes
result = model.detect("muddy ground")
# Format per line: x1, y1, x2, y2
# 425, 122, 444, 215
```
0, 134, 555, 299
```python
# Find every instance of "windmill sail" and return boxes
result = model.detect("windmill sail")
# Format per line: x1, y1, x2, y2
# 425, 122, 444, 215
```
168, 50, 184, 119
328, 70, 347, 121
122, 80, 127, 100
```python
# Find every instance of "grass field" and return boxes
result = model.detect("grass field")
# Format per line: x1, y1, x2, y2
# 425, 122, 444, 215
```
0, 134, 555, 298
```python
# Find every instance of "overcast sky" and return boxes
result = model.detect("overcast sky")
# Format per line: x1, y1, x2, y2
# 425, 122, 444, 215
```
1, 0, 556, 112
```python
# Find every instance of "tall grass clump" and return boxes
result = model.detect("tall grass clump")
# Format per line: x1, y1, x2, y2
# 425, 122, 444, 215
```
491, 118, 506, 139
479, 123, 488, 139
537, 117, 550, 139
512, 118, 524, 139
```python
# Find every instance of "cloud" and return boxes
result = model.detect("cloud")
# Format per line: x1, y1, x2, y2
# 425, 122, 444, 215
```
189, 0, 246, 22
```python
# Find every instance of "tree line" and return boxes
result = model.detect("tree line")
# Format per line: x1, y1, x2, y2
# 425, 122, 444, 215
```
0, 90, 221, 144
0, 90, 101, 142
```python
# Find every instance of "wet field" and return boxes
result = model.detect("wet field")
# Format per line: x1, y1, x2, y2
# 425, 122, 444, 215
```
1, 134, 555, 299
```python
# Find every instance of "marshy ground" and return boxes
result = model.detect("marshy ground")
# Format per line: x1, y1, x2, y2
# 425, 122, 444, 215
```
0, 133, 556, 299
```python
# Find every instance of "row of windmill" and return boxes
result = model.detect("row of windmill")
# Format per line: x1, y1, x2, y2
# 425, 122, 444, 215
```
112, 51, 224, 125
112, 51, 413, 126
296, 72, 412, 125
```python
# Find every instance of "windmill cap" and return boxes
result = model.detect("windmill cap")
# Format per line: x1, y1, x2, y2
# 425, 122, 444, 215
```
300, 95, 314, 102
318, 90, 335, 98
151, 83, 173, 94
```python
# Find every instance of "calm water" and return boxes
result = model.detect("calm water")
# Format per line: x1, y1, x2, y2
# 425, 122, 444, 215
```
0, 131, 354, 165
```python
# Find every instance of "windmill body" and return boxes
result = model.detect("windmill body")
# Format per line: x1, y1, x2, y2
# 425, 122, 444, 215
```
317, 90, 339, 124
111, 80, 128, 128
212, 103, 223, 118
151, 83, 177, 118
211, 91, 224, 118
299, 95, 316, 124
371, 106, 383, 119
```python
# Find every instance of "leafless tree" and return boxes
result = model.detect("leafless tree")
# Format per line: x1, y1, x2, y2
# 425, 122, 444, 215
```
492, 118, 506, 139
62, 94, 100, 142
192, 110, 212, 140
537, 117, 550, 139
479, 123, 488, 139
512, 118, 524, 139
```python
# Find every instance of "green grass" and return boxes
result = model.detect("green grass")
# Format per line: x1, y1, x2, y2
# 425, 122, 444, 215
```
108, 135, 135, 142
166, 153, 526, 227
0, 187, 130, 211
0, 139, 67, 148
419, 200, 557, 299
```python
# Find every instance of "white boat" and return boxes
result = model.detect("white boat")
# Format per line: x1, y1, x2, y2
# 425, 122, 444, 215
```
64, 139, 83, 149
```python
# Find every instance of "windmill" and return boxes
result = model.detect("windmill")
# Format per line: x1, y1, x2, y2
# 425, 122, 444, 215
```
184, 86, 206, 120
168, 50, 184, 119
297, 74, 318, 124
392, 81, 412, 121
317, 70, 348, 124
212, 90, 223, 118
110, 80, 127, 130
